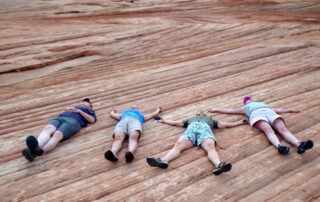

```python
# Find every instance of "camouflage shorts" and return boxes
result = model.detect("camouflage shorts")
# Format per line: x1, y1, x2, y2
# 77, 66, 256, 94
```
182, 121, 216, 147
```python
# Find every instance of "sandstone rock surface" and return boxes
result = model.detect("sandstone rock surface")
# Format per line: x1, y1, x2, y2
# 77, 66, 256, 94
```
0, 0, 319, 201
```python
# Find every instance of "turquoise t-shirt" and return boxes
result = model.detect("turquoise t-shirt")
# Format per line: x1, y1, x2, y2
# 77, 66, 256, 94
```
244, 102, 269, 117
120, 110, 145, 125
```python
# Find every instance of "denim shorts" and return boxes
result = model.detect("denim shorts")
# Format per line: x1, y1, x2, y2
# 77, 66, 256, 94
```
182, 121, 216, 147
48, 116, 81, 140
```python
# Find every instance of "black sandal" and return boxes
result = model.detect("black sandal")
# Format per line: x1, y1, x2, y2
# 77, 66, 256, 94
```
22, 148, 35, 162
298, 140, 314, 154
213, 162, 232, 175
125, 152, 134, 162
104, 150, 118, 162
146, 157, 168, 169
26, 136, 43, 156
278, 145, 290, 155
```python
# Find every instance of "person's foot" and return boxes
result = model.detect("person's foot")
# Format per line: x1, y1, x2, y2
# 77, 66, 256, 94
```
278, 145, 290, 155
298, 140, 314, 154
125, 151, 134, 163
26, 136, 43, 156
104, 150, 118, 162
146, 157, 168, 169
213, 162, 232, 175
22, 148, 35, 162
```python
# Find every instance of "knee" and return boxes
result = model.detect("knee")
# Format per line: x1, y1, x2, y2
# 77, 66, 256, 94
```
175, 140, 187, 151
114, 132, 126, 141
202, 139, 216, 150
277, 125, 288, 134
52, 131, 64, 141
44, 124, 56, 132
129, 131, 140, 140
264, 128, 275, 136
260, 125, 274, 135
205, 141, 216, 149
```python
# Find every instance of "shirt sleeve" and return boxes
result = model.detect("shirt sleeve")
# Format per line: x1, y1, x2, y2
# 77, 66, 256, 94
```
90, 110, 97, 122
212, 119, 218, 129
85, 109, 97, 122
182, 119, 189, 128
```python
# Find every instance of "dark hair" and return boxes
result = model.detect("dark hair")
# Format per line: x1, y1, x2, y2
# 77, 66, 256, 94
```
82, 98, 92, 108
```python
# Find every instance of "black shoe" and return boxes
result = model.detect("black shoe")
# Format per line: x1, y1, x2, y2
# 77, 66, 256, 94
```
26, 136, 43, 156
125, 152, 134, 163
22, 148, 35, 162
104, 150, 118, 162
213, 162, 232, 175
298, 140, 314, 154
146, 157, 168, 169
278, 145, 290, 155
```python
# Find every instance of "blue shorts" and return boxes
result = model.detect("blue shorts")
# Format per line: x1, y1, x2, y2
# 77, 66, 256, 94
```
182, 121, 217, 147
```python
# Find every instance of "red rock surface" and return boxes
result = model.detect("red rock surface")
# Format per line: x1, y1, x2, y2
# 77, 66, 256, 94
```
0, 0, 319, 201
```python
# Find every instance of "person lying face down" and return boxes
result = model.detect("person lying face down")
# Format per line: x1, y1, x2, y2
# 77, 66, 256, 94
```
105, 105, 162, 163
22, 98, 97, 162
146, 110, 248, 175
208, 97, 313, 155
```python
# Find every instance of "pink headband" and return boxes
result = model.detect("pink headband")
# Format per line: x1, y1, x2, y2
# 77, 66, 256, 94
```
243, 96, 251, 104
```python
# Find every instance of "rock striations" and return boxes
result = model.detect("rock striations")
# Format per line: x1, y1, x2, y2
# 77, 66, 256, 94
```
0, 0, 319, 201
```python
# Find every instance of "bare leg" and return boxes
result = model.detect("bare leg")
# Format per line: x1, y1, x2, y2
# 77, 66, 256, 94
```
254, 120, 280, 148
273, 118, 299, 147
111, 131, 126, 155
37, 125, 56, 148
128, 130, 140, 153
41, 131, 64, 152
162, 137, 193, 162
201, 139, 220, 167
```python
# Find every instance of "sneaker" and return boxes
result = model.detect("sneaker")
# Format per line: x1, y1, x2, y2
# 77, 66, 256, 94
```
26, 136, 43, 156
146, 157, 168, 169
278, 145, 290, 155
213, 162, 232, 175
125, 152, 134, 163
298, 140, 314, 154
104, 150, 118, 162
22, 148, 35, 162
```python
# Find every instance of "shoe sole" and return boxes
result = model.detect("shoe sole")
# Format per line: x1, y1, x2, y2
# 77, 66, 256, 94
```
22, 149, 34, 162
279, 147, 290, 155
304, 140, 314, 150
298, 140, 314, 154
213, 163, 232, 175
125, 152, 134, 163
26, 136, 38, 151
146, 158, 168, 169
104, 151, 118, 162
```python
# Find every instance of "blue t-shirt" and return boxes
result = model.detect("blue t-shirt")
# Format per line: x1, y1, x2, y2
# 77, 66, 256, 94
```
244, 102, 269, 117
60, 106, 96, 127
120, 110, 144, 125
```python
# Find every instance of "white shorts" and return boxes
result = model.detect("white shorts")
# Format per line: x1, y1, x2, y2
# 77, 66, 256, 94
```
249, 108, 282, 130
114, 116, 142, 137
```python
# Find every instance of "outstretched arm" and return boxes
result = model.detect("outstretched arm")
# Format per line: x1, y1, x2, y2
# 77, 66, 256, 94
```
144, 106, 162, 121
217, 120, 248, 129
110, 107, 121, 120
209, 107, 244, 115
157, 118, 184, 127
272, 108, 300, 114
